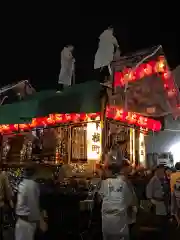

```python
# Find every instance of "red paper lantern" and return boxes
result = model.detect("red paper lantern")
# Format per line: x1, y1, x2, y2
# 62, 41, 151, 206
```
106, 105, 162, 132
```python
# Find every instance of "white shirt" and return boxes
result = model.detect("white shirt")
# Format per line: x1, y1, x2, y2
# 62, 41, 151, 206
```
99, 176, 133, 214
146, 176, 167, 215
94, 29, 119, 69
16, 179, 40, 222
59, 47, 75, 86
99, 175, 133, 235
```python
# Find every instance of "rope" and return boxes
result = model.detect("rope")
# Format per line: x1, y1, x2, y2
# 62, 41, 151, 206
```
124, 45, 162, 93
0, 80, 30, 94
164, 128, 180, 132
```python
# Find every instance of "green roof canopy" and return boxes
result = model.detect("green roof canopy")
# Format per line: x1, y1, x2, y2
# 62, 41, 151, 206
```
0, 81, 102, 124
38, 81, 102, 116
0, 90, 56, 124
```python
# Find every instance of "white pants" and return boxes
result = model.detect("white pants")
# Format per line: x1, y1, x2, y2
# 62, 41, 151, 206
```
103, 233, 129, 240
102, 214, 129, 240
15, 218, 37, 240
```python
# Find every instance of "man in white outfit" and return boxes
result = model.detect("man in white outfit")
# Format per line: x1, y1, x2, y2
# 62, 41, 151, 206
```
58, 45, 75, 88
94, 27, 119, 82
15, 166, 46, 240
99, 161, 134, 240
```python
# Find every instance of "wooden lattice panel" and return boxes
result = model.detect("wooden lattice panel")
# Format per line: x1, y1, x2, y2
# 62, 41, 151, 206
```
71, 125, 87, 161
7, 135, 25, 162
56, 127, 69, 163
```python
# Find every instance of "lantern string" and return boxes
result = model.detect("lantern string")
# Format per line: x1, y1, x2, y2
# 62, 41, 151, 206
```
124, 45, 162, 93
124, 45, 162, 113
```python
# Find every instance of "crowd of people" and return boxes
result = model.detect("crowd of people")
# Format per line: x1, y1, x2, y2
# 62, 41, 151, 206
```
0, 167, 48, 240
98, 158, 180, 239
0, 157, 180, 240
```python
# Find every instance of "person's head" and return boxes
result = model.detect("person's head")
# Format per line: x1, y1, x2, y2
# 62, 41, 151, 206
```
67, 44, 74, 51
120, 160, 132, 176
110, 144, 118, 151
175, 162, 180, 171
23, 165, 36, 179
117, 140, 127, 151
155, 165, 165, 179
108, 26, 114, 33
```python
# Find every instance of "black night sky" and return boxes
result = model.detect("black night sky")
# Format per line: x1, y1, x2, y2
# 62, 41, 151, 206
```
1, 12, 180, 91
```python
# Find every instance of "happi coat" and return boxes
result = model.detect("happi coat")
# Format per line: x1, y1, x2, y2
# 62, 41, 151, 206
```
59, 47, 75, 86
94, 29, 119, 70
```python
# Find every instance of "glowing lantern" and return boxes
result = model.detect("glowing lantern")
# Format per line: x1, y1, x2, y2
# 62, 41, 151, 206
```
54, 114, 63, 123
157, 56, 166, 72
144, 64, 152, 75
46, 115, 55, 125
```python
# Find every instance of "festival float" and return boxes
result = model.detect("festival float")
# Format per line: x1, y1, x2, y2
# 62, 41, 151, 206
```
0, 53, 165, 234
3, 46, 178, 176
0, 78, 162, 178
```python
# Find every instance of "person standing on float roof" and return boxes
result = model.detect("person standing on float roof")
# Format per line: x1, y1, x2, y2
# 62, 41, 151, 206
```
94, 26, 120, 82
58, 44, 75, 88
